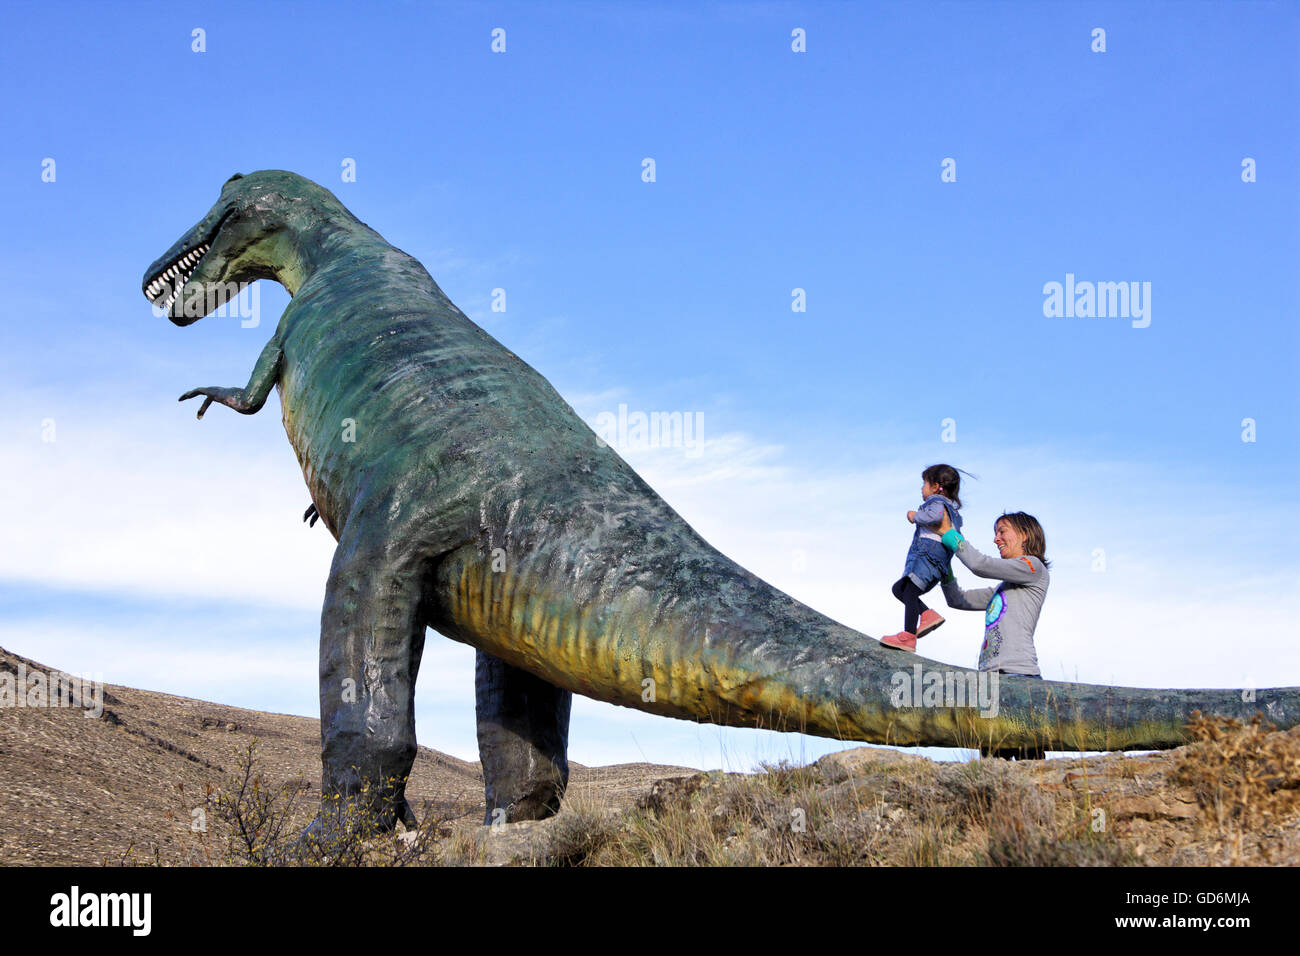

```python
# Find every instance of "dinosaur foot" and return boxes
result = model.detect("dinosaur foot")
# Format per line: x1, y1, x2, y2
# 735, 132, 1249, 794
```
484, 781, 566, 826
288, 793, 419, 860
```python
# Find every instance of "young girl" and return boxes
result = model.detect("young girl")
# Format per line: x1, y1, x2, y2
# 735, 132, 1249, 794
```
880, 464, 964, 652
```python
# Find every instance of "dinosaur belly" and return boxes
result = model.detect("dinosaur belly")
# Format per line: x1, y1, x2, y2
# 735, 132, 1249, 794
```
274, 299, 539, 539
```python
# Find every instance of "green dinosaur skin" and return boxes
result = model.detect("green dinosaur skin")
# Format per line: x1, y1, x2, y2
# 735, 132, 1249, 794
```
143, 170, 1299, 830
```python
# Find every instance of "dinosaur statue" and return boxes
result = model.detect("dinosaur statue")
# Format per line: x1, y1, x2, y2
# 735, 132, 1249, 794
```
142, 170, 1298, 831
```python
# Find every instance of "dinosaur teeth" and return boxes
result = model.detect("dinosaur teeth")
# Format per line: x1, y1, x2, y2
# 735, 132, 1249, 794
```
147, 241, 211, 307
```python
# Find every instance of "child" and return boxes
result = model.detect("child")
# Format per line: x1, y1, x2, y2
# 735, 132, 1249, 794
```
880, 464, 964, 652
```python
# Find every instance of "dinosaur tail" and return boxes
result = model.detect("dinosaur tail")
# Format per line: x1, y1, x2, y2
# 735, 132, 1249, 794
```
430, 522, 1298, 753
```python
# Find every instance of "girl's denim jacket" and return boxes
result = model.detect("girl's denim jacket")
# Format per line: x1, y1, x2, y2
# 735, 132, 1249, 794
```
910, 494, 963, 554
902, 494, 964, 589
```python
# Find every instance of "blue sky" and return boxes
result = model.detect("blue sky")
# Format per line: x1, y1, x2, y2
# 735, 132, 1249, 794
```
2, 1, 1297, 773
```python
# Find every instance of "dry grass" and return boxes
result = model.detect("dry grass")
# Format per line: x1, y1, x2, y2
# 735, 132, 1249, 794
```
510, 752, 1134, 867
122, 740, 485, 867
1172, 712, 1300, 864
116, 712, 1300, 868
15, 643, 1296, 867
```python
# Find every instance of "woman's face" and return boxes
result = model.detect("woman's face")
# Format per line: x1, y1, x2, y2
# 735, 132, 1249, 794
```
994, 519, 1026, 559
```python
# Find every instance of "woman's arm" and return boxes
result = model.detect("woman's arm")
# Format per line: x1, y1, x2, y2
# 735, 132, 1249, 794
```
929, 511, 998, 609
941, 530, 1043, 583
933, 508, 1045, 585
940, 572, 998, 612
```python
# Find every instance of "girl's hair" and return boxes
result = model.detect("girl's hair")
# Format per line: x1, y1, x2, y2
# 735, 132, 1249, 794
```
921, 464, 962, 508
995, 512, 1050, 568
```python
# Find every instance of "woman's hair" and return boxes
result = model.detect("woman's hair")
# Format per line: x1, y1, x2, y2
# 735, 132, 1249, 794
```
921, 464, 962, 508
995, 512, 1050, 568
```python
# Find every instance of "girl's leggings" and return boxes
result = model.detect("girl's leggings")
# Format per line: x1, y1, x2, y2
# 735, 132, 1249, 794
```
891, 577, 929, 634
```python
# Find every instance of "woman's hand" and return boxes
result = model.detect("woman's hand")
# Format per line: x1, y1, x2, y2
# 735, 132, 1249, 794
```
936, 510, 953, 534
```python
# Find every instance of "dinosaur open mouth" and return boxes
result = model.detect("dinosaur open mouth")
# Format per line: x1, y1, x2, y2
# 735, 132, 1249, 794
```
143, 242, 211, 312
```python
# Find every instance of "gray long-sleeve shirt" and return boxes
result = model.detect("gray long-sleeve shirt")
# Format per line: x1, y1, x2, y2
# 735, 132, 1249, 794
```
940, 537, 1049, 676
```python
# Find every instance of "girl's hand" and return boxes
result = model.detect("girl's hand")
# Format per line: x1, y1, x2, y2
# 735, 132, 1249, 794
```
907, 510, 917, 523
936, 510, 953, 534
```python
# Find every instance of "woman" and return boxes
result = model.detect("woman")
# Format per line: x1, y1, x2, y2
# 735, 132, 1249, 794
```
936, 508, 1051, 760
934, 509, 1050, 680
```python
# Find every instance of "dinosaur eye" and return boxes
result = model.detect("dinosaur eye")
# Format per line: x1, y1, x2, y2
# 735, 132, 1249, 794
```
223, 173, 245, 186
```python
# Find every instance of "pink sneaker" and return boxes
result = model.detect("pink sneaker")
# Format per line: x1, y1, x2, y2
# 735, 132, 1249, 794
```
916, 609, 945, 638
880, 630, 917, 652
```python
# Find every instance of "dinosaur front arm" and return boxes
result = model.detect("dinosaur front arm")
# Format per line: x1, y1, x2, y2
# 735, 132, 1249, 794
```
179, 333, 283, 419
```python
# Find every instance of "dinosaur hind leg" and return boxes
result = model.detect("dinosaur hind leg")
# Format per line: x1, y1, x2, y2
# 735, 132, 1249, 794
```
475, 650, 572, 824
317, 534, 429, 832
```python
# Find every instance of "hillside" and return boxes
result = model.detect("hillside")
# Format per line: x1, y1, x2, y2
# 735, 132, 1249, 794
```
0, 645, 694, 865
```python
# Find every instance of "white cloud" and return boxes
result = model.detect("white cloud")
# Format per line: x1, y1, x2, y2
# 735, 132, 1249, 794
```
4, 394, 335, 610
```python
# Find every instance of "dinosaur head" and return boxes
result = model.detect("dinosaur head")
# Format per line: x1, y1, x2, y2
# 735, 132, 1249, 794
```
141, 169, 352, 325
